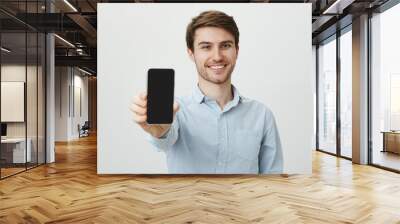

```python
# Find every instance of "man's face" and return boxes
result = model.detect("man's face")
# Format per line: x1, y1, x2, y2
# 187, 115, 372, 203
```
188, 27, 239, 85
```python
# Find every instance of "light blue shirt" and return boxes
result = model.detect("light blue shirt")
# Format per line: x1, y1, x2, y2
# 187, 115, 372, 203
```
148, 85, 283, 174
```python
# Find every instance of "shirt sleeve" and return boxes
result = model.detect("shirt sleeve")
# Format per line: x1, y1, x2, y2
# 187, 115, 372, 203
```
146, 116, 180, 152
259, 109, 283, 174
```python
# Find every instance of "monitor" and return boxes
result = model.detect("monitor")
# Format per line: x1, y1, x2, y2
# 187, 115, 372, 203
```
1, 123, 7, 137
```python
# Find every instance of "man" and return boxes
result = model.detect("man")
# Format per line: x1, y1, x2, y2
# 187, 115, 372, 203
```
131, 10, 283, 174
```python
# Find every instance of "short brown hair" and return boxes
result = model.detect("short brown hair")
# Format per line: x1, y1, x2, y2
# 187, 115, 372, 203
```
186, 10, 239, 51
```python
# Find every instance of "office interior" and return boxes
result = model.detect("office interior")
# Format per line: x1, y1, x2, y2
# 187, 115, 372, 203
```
0, 0, 399, 222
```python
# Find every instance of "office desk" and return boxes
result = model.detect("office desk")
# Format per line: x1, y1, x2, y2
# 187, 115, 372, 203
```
1, 138, 31, 163
381, 131, 400, 154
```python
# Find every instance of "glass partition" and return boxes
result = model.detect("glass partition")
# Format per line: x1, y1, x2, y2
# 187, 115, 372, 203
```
27, 31, 38, 170
38, 32, 45, 165
0, 1, 46, 179
1, 31, 28, 177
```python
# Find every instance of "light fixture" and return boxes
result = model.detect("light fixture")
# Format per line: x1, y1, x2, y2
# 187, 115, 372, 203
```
322, 0, 354, 15
63, 0, 78, 12
1, 47, 11, 53
54, 34, 75, 48
78, 67, 93, 76
76, 48, 85, 55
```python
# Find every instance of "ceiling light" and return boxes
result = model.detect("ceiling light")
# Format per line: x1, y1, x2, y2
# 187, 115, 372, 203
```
63, 0, 78, 12
1, 47, 11, 53
323, 0, 355, 15
323, 0, 340, 14
78, 67, 93, 76
54, 34, 75, 48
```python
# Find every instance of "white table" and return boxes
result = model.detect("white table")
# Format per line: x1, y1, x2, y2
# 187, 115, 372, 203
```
1, 138, 31, 163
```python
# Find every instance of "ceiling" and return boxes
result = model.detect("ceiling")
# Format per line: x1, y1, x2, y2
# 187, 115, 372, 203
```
0, 0, 393, 75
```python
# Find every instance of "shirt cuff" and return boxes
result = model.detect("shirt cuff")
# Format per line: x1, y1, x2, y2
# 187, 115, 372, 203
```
146, 119, 179, 152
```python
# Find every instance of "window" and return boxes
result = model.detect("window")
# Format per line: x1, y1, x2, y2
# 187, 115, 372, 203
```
371, 2, 400, 171
318, 36, 337, 154
339, 28, 352, 158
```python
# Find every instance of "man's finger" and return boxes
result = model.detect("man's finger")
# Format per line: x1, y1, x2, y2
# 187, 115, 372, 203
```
129, 104, 145, 116
133, 95, 147, 108
131, 104, 146, 115
139, 91, 147, 101
133, 114, 147, 124
173, 101, 180, 113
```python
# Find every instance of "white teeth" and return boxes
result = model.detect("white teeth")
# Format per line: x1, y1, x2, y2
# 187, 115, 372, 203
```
209, 65, 225, 69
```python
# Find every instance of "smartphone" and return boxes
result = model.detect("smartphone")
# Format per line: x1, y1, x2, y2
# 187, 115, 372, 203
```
147, 68, 175, 124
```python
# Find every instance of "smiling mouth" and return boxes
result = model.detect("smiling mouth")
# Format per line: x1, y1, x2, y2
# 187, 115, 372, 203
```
207, 64, 227, 72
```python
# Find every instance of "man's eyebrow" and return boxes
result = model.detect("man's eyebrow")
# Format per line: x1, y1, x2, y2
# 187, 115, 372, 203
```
220, 40, 234, 44
198, 40, 234, 46
198, 41, 212, 45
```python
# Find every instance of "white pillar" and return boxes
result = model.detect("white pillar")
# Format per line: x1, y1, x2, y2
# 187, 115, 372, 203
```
46, 33, 55, 163
46, 1, 55, 163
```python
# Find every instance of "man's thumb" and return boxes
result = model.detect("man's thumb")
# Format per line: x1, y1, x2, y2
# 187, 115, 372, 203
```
173, 101, 180, 114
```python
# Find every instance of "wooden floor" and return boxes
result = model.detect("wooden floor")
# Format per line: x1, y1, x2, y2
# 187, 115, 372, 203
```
1, 163, 45, 178
1, 135, 400, 223
0, 167, 26, 178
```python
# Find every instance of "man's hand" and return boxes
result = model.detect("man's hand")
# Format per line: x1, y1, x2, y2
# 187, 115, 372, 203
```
130, 92, 179, 138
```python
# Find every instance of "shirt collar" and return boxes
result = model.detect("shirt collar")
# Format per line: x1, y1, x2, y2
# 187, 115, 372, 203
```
192, 84, 243, 105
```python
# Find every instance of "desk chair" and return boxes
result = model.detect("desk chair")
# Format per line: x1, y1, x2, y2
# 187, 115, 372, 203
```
79, 121, 90, 138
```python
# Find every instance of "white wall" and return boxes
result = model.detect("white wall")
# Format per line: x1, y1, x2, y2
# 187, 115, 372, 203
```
1, 65, 26, 125
98, 3, 313, 174
55, 67, 69, 141
1, 65, 39, 138
55, 67, 89, 141
72, 72, 89, 138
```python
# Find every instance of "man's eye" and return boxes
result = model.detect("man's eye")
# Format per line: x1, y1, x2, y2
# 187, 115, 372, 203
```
201, 45, 211, 49
222, 44, 232, 49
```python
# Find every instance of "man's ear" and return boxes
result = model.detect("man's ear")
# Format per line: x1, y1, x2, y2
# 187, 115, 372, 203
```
236, 45, 239, 58
187, 48, 195, 62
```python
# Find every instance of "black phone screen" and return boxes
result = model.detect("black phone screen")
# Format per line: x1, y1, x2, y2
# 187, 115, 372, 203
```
147, 68, 175, 124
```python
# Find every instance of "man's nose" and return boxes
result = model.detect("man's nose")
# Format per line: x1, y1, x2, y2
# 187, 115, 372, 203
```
211, 48, 223, 61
